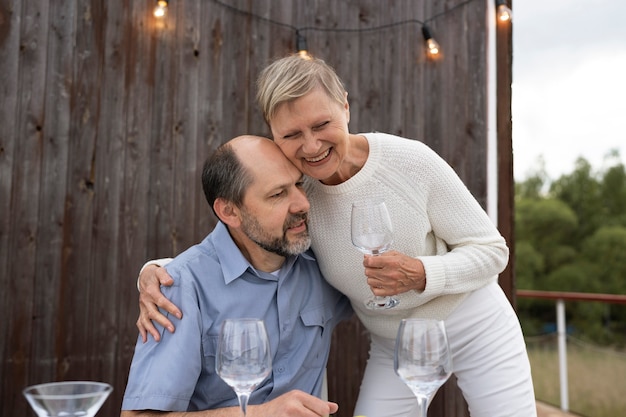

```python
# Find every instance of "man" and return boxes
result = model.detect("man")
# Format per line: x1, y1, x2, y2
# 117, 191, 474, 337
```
121, 135, 351, 417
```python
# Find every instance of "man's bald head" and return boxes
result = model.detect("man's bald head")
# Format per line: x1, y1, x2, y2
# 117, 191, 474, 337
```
201, 135, 300, 216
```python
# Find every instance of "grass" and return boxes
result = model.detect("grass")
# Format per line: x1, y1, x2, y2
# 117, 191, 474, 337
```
527, 336, 626, 417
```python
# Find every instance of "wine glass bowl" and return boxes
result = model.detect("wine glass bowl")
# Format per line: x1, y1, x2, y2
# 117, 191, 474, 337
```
351, 200, 399, 309
23, 381, 113, 417
394, 319, 452, 416
216, 318, 272, 416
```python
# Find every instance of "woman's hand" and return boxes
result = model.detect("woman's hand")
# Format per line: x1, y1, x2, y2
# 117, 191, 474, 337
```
136, 264, 181, 343
362, 250, 426, 296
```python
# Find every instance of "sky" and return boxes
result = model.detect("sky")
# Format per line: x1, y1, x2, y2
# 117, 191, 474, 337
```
512, 0, 626, 181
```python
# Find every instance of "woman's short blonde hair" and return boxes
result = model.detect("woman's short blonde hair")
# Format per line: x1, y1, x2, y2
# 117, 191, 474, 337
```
256, 54, 347, 125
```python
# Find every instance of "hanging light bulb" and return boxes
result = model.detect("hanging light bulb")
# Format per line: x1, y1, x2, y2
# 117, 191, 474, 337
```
421, 25, 441, 59
154, 0, 168, 18
295, 31, 311, 59
496, 0, 512, 23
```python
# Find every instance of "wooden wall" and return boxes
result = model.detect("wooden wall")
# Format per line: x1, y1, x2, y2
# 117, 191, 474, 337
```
0, 1, 510, 416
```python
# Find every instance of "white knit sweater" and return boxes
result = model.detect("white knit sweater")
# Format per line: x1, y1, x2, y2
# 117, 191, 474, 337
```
305, 132, 509, 339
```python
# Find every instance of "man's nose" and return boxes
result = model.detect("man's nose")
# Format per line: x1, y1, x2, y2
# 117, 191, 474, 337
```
291, 187, 310, 213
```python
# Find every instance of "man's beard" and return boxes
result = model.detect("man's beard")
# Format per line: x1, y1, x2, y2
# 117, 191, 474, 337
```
239, 210, 311, 257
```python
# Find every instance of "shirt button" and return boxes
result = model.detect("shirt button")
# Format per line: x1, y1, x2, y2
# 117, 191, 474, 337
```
277, 367, 285, 373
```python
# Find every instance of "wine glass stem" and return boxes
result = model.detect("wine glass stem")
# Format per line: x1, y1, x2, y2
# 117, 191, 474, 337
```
237, 393, 250, 417
416, 394, 428, 417
371, 253, 392, 304
371, 253, 386, 302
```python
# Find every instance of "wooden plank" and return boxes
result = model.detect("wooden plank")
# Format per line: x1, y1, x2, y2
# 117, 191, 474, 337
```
186, 0, 216, 242
0, 0, 32, 415
112, 2, 163, 413
86, 2, 137, 415
3, 2, 49, 416
30, 0, 75, 389
170, 0, 203, 254
0, 1, 22, 413
57, 0, 102, 391
496, 0, 516, 306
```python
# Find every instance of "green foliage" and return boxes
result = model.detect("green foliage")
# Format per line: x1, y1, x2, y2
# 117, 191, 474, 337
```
550, 158, 604, 241
582, 226, 626, 292
515, 151, 626, 345
600, 163, 626, 225
515, 198, 578, 273
514, 241, 544, 289
544, 261, 600, 293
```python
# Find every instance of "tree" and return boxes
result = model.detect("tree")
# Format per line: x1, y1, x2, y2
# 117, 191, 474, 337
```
581, 226, 626, 295
550, 158, 603, 241
600, 162, 626, 227
515, 156, 549, 199
515, 197, 578, 271
515, 153, 626, 344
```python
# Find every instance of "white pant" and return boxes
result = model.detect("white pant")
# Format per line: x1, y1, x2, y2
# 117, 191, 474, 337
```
353, 282, 537, 417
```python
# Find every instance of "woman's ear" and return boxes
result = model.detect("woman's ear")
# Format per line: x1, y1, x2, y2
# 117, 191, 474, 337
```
213, 198, 241, 227
344, 91, 350, 123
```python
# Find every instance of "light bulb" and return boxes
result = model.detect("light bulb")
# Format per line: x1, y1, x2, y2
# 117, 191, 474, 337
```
421, 25, 441, 59
426, 38, 440, 56
496, 1, 512, 22
296, 32, 311, 59
154, 0, 168, 18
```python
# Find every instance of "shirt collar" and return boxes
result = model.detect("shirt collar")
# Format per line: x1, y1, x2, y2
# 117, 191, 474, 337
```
211, 221, 315, 284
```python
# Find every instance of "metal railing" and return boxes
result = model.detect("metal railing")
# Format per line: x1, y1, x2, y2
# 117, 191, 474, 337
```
516, 290, 626, 413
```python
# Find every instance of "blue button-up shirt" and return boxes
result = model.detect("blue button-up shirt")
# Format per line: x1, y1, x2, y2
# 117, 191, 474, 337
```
122, 222, 352, 412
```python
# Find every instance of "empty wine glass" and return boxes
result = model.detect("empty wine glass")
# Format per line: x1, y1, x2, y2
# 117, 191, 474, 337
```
23, 381, 112, 417
216, 318, 272, 416
351, 200, 399, 309
394, 319, 452, 416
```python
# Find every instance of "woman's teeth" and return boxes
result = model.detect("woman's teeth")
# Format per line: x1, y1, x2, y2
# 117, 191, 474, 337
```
306, 148, 330, 163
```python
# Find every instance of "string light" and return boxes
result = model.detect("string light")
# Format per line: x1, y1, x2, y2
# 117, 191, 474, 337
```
421, 25, 441, 59
495, 0, 512, 23
178, 0, 482, 61
296, 31, 311, 59
154, 0, 168, 18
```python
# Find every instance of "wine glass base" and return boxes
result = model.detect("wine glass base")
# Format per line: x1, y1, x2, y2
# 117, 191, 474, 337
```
364, 297, 400, 310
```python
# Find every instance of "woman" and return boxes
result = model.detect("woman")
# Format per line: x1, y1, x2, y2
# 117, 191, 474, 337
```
138, 55, 536, 417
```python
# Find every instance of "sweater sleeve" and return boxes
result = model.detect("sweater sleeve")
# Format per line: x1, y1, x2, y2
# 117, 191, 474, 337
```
376, 136, 509, 307
416, 144, 508, 301
136, 258, 174, 291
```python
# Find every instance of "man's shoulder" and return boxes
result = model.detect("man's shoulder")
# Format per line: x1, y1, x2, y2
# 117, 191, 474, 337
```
166, 237, 220, 278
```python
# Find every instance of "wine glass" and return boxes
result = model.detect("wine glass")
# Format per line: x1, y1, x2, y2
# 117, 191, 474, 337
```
394, 319, 452, 416
216, 318, 272, 416
23, 381, 112, 417
351, 200, 399, 309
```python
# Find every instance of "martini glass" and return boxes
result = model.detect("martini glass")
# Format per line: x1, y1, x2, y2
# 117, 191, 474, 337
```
23, 381, 112, 417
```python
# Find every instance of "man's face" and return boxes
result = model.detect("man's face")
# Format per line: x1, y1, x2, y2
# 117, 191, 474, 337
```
239, 205, 310, 257
236, 142, 312, 257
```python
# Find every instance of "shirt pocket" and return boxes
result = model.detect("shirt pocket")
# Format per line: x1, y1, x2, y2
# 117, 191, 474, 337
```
299, 304, 333, 370
200, 333, 235, 404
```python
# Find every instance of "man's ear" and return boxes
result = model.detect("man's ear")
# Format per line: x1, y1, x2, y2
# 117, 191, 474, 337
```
213, 198, 241, 227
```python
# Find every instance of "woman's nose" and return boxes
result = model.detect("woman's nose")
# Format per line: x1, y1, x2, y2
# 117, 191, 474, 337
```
301, 131, 320, 153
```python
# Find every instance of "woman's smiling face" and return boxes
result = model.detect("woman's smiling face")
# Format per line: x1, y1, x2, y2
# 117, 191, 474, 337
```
270, 86, 351, 185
